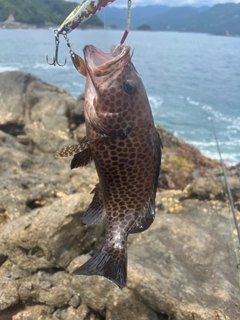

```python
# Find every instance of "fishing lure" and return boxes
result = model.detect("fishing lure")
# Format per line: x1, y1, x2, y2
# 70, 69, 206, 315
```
46, 0, 132, 67
47, 0, 115, 66
58, 0, 115, 34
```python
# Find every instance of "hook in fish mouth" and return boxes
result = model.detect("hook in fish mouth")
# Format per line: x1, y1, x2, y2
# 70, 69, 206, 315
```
83, 45, 131, 71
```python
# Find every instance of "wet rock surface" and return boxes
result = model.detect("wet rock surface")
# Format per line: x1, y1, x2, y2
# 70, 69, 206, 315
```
0, 71, 240, 320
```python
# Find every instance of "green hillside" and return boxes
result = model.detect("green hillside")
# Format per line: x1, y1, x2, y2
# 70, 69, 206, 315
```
149, 3, 240, 35
0, 1, 239, 35
0, 0, 103, 27
171, 3, 240, 35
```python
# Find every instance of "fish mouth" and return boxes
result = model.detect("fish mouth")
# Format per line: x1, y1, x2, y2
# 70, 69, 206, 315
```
83, 45, 131, 76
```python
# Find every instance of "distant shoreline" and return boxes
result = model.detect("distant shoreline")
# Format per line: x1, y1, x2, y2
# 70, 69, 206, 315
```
0, 20, 38, 30
1, 22, 240, 38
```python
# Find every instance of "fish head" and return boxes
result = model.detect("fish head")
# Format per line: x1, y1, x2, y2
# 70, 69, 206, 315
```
83, 45, 152, 135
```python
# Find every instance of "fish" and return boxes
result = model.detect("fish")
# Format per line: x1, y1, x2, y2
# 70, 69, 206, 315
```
56, 44, 162, 289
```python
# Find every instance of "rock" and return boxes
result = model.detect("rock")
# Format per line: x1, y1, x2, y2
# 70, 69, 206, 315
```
227, 163, 240, 204
0, 193, 103, 272
0, 129, 98, 220
71, 93, 85, 125
183, 175, 225, 201
65, 197, 239, 320
12, 305, 54, 320
51, 304, 91, 320
157, 126, 220, 190
183, 163, 240, 209
1, 71, 240, 320
0, 71, 84, 154
106, 289, 159, 320
126, 199, 240, 320
0, 278, 19, 310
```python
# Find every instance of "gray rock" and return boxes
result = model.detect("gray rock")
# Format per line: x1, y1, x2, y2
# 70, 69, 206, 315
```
1, 71, 240, 320
0, 193, 103, 272
66, 197, 240, 320
106, 289, 159, 320
0, 71, 85, 153
183, 164, 240, 208
0, 278, 19, 311
0, 129, 98, 221
184, 175, 225, 200
126, 199, 240, 320
12, 305, 54, 320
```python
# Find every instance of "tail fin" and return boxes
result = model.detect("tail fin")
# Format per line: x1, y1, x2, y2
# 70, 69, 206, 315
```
72, 247, 127, 290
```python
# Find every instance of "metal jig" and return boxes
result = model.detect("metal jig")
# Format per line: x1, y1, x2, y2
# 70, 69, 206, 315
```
46, 0, 132, 67
46, 30, 67, 67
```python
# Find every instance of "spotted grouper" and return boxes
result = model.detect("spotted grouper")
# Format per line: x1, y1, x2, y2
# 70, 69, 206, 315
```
57, 44, 162, 289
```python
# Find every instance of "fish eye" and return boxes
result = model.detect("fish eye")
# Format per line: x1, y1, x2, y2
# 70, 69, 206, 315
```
124, 79, 137, 95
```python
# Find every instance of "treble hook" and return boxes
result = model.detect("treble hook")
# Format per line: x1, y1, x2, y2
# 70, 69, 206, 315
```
46, 30, 67, 67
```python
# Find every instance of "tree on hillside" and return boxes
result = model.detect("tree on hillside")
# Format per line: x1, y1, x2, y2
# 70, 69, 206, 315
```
0, 0, 103, 27
137, 24, 151, 31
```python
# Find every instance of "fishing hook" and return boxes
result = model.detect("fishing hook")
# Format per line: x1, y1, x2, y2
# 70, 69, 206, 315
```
46, 30, 67, 67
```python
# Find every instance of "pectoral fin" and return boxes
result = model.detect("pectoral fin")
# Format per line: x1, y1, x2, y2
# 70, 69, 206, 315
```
56, 136, 91, 158
71, 148, 92, 169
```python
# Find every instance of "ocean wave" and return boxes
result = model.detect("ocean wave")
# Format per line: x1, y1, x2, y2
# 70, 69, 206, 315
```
0, 66, 20, 72
149, 95, 163, 112
181, 96, 240, 134
202, 104, 239, 126
186, 97, 200, 106
187, 140, 219, 147
201, 150, 239, 166
33, 63, 72, 70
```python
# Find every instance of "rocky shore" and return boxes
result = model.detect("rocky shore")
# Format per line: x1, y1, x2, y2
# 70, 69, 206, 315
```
0, 71, 239, 320
0, 14, 38, 30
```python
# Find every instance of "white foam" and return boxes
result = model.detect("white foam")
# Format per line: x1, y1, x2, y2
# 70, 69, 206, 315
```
187, 140, 219, 147
33, 63, 71, 70
202, 104, 237, 125
186, 96, 200, 106
0, 66, 19, 72
202, 150, 239, 166
148, 95, 163, 112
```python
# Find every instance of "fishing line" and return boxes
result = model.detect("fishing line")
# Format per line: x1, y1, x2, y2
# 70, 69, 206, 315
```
104, 8, 107, 50
120, 0, 132, 45
210, 119, 240, 280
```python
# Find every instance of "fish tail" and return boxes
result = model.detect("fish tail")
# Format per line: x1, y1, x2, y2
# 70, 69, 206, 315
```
72, 245, 127, 290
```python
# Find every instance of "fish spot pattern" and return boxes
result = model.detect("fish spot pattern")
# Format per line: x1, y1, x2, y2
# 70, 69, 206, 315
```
71, 45, 161, 290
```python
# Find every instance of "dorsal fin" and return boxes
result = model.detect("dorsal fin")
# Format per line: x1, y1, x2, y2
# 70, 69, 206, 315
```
82, 184, 106, 225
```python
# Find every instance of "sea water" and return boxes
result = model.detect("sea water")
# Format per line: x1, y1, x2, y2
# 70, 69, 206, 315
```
0, 29, 239, 164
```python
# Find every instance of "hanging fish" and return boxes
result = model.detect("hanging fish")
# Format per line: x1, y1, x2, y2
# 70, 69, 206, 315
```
56, 44, 162, 289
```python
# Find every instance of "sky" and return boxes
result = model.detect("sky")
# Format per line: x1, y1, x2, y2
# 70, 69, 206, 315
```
67, 0, 240, 8
113, 0, 240, 7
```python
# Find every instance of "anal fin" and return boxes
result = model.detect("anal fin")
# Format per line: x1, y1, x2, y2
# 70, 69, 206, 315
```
82, 184, 106, 225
